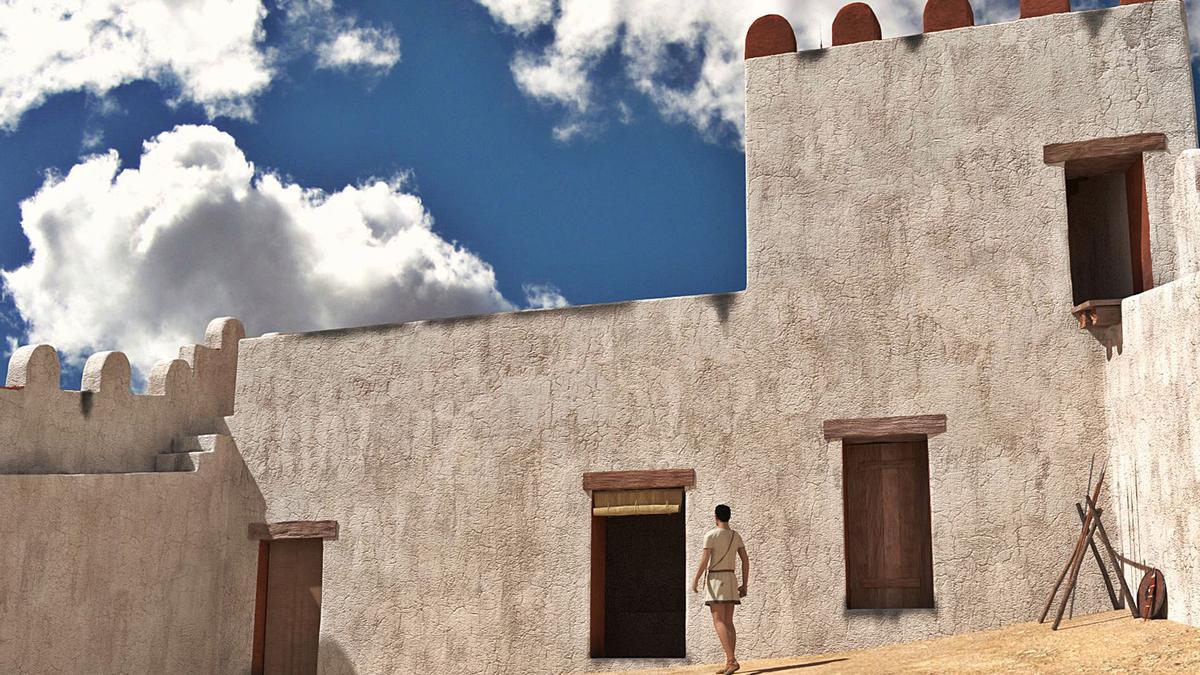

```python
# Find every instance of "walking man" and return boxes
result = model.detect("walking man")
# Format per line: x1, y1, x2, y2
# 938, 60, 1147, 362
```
692, 504, 749, 674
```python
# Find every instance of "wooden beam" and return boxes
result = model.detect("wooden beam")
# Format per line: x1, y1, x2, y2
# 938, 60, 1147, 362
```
582, 468, 696, 491
1043, 133, 1166, 165
589, 515, 606, 657
249, 520, 339, 541
822, 414, 947, 442
251, 541, 269, 675
1125, 156, 1154, 293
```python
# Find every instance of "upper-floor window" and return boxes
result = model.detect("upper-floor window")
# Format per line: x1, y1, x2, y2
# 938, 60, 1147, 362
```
1044, 133, 1164, 306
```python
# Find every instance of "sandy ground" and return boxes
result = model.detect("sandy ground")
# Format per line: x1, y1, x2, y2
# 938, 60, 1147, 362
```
594, 611, 1200, 674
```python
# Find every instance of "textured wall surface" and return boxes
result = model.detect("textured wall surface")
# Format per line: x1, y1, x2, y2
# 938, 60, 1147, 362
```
2, 4, 1197, 674
1105, 269, 1200, 627
0, 435, 262, 673
223, 5, 1199, 672
0, 318, 244, 474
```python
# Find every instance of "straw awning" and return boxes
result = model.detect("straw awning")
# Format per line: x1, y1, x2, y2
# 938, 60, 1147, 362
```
592, 488, 682, 516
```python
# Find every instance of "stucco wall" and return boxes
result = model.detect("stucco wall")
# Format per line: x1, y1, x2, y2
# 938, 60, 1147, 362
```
223, 5, 1199, 673
1103, 150, 1200, 631
0, 435, 262, 674
1105, 270, 1200, 627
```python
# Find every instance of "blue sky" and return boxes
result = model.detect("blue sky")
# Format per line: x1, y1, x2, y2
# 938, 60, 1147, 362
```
0, 0, 1195, 386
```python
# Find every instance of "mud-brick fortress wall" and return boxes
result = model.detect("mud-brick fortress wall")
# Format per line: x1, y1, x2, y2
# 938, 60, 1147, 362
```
2, 2, 1200, 674
225, 2, 1199, 673
1104, 149, 1200, 627
0, 320, 264, 674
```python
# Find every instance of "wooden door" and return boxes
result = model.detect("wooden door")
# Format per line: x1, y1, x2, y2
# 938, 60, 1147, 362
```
843, 440, 934, 609
261, 539, 324, 674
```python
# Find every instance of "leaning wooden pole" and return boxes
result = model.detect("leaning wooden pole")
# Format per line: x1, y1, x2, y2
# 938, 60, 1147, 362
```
1039, 467, 1106, 624
1053, 514, 1102, 629
1076, 502, 1119, 609
1086, 495, 1140, 618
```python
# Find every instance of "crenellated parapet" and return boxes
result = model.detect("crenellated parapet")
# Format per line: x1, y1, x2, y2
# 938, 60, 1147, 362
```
745, 0, 1160, 59
0, 317, 245, 474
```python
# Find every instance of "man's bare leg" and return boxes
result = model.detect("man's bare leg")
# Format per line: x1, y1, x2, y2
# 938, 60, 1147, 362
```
725, 603, 737, 661
710, 605, 734, 665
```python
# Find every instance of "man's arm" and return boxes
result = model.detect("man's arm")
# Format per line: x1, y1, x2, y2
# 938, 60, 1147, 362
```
692, 548, 711, 593
738, 546, 750, 595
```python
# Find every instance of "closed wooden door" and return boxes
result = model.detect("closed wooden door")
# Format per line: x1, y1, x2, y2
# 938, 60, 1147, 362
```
261, 539, 324, 674
843, 440, 934, 609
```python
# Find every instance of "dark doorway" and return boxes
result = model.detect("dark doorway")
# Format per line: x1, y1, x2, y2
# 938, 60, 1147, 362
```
253, 538, 324, 674
843, 440, 934, 609
590, 502, 686, 657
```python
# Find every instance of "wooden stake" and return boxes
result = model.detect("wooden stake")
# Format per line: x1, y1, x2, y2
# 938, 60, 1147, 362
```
1076, 502, 1119, 609
1053, 515, 1101, 629
1039, 467, 1105, 624
1086, 496, 1139, 618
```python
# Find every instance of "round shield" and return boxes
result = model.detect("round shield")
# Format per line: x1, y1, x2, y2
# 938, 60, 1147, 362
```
1137, 569, 1167, 619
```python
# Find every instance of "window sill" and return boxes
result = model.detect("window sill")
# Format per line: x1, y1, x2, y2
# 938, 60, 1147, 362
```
1071, 299, 1123, 358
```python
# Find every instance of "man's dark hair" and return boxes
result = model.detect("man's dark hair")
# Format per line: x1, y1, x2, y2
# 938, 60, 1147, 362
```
715, 504, 731, 522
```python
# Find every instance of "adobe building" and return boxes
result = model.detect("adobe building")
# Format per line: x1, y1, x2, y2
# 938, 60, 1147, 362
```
2, 1, 1199, 672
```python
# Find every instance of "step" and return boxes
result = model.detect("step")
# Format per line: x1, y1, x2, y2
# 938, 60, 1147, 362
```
168, 434, 220, 454
155, 451, 205, 472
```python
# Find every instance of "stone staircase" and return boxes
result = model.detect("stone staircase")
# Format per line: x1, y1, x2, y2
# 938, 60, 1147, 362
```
155, 434, 223, 472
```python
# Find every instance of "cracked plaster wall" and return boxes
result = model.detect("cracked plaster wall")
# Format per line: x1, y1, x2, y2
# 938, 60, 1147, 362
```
1104, 153, 1200, 624
0, 436, 263, 674
224, 4, 1199, 673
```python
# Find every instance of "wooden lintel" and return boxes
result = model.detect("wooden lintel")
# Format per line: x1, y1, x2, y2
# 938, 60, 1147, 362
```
823, 414, 947, 442
1043, 133, 1166, 165
248, 520, 339, 541
582, 468, 695, 492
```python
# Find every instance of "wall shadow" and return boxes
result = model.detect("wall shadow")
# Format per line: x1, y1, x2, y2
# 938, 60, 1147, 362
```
319, 639, 358, 675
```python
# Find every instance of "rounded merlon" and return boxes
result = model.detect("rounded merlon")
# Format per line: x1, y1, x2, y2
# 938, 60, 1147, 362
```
81, 350, 132, 396
833, 3, 883, 46
4, 344, 60, 390
1020, 0, 1070, 18
745, 15, 797, 60
924, 0, 975, 33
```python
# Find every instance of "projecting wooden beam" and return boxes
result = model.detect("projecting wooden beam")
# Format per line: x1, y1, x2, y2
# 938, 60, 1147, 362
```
582, 468, 696, 491
822, 414, 947, 442
248, 520, 339, 541
1043, 133, 1166, 164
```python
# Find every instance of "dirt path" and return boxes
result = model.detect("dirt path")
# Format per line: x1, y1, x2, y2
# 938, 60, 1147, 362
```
594, 611, 1200, 674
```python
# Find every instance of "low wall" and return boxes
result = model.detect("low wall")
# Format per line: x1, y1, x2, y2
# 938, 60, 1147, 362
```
0, 435, 263, 673
1104, 272, 1200, 627
0, 318, 243, 474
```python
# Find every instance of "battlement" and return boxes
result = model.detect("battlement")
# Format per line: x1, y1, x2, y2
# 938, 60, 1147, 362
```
746, 0, 1163, 58
0, 317, 244, 474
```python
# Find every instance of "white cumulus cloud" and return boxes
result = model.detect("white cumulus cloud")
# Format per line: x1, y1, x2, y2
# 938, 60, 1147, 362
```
476, 0, 1036, 143
281, 0, 401, 75
522, 283, 570, 310
0, 0, 402, 132
0, 0, 272, 130
476, 0, 556, 33
315, 27, 401, 72
1, 124, 515, 375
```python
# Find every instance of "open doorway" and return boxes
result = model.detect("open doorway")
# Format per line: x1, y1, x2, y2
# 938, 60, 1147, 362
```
589, 488, 686, 658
